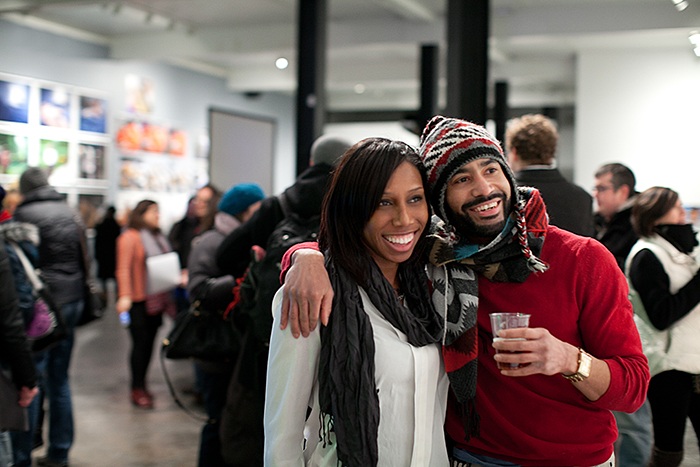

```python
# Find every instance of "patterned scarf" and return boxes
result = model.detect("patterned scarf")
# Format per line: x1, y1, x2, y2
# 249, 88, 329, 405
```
318, 257, 443, 466
427, 187, 549, 439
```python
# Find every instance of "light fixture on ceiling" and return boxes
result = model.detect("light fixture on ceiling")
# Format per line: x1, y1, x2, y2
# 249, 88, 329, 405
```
275, 57, 289, 70
689, 30, 700, 56
353, 83, 366, 94
672, 0, 690, 11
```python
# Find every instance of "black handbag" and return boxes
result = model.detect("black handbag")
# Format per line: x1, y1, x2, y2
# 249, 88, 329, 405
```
162, 300, 241, 361
9, 241, 67, 353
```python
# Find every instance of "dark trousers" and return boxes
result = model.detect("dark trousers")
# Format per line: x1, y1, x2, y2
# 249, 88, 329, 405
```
197, 361, 234, 467
128, 302, 162, 389
648, 370, 700, 452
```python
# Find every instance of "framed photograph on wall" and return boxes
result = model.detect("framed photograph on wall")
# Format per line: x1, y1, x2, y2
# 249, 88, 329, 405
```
79, 96, 108, 133
0, 80, 29, 124
39, 139, 69, 170
40, 87, 71, 128
78, 143, 106, 179
0, 132, 28, 174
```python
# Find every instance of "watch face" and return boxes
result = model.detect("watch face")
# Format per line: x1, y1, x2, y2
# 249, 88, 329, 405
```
579, 351, 592, 378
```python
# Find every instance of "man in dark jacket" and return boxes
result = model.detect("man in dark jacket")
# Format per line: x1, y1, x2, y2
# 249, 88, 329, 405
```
11, 167, 85, 467
506, 114, 594, 237
216, 135, 351, 278
592, 162, 639, 269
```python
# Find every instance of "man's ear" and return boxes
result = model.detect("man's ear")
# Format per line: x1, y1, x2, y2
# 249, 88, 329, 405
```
507, 147, 519, 169
619, 184, 631, 199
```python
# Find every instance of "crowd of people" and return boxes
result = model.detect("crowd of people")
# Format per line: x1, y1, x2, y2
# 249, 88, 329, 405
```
2, 113, 700, 467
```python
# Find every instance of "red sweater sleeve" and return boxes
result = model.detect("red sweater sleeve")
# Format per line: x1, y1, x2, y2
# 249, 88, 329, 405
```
279, 241, 320, 283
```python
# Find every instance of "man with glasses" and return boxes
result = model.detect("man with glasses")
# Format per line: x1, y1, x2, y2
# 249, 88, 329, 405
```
593, 162, 639, 269
593, 162, 652, 466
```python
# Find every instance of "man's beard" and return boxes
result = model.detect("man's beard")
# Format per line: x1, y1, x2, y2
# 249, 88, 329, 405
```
447, 193, 511, 240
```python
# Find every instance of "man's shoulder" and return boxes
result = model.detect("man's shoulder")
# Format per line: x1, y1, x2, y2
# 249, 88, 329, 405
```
543, 226, 608, 257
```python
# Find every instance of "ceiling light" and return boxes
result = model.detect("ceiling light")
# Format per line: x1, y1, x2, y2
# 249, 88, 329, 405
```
672, 0, 689, 11
354, 83, 366, 94
689, 31, 700, 45
275, 57, 289, 70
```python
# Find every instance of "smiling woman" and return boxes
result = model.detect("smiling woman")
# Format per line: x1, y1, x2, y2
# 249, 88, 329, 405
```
264, 137, 448, 467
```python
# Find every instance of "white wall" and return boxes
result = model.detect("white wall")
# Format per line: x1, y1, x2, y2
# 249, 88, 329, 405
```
575, 48, 700, 206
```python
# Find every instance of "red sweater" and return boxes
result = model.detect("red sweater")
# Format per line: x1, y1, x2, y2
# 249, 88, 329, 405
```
446, 227, 648, 466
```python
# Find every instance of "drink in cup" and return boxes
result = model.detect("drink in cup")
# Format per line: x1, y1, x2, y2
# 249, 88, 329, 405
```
489, 312, 531, 370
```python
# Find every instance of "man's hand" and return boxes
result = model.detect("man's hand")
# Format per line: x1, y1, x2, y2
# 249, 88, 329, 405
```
492, 327, 576, 376
18, 385, 38, 408
280, 249, 333, 338
493, 327, 611, 401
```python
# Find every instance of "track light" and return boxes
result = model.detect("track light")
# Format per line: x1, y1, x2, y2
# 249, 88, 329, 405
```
689, 31, 700, 56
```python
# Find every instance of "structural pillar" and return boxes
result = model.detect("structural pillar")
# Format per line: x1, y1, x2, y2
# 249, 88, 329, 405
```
417, 43, 439, 133
445, 0, 489, 124
296, 0, 327, 175
494, 80, 509, 144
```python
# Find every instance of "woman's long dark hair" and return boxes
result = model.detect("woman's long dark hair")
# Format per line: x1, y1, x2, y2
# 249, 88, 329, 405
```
318, 137, 430, 285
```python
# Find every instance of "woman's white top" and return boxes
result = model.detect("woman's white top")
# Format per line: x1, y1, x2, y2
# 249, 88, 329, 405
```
264, 286, 449, 467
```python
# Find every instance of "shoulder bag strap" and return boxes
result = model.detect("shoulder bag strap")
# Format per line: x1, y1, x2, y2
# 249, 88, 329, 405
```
8, 241, 44, 292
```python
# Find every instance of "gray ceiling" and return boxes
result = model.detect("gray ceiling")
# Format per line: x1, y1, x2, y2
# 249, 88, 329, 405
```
1, 0, 699, 112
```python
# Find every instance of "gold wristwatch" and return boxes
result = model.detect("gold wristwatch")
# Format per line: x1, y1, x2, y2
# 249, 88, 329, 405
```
561, 348, 592, 383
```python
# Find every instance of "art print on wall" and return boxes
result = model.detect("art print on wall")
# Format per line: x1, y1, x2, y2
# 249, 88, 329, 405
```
40, 87, 71, 128
0, 133, 28, 174
0, 80, 29, 124
80, 96, 108, 133
78, 143, 106, 179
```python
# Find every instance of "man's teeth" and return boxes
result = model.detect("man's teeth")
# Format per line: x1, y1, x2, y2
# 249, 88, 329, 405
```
385, 233, 414, 244
474, 201, 498, 212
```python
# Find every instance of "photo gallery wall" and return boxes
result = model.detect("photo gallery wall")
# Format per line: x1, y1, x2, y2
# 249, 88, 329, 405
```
0, 73, 110, 191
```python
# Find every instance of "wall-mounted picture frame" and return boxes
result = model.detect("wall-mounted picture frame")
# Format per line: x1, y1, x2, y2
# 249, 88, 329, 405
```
0, 132, 28, 174
78, 143, 106, 179
0, 80, 30, 124
40, 87, 71, 128
80, 96, 108, 134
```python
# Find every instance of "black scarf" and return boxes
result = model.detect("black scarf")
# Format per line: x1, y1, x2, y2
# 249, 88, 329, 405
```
655, 224, 698, 254
318, 257, 443, 466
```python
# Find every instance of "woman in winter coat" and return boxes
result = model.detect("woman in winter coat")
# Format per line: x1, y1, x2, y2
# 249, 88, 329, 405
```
627, 186, 700, 467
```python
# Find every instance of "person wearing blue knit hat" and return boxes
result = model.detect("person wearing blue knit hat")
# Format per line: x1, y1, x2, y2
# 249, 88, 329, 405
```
186, 181, 264, 467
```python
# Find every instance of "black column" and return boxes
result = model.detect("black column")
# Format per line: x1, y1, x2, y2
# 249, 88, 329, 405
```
494, 80, 509, 144
417, 44, 439, 133
445, 0, 489, 124
296, 0, 327, 175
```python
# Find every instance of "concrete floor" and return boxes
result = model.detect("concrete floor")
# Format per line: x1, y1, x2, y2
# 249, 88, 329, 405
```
34, 293, 203, 467
25, 287, 700, 467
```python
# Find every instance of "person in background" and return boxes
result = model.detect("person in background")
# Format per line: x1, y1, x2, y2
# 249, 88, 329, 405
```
186, 182, 264, 467
12, 167, 85, 467
505, 113, 594, 237
115, 200, 178, 410
93, 206, 121, 300
0, 235, 38, 467
265, 137, 447, 466
592, 162, 651, 466
281, 117, 649, 466
627, 186, 700, 467
593, 162, 639, 268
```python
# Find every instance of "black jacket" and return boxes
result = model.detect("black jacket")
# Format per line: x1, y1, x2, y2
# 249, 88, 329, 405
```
594, 201, 639, 270
515, 168, 595, 237
0, 236, 37, 389
216, 163, 333, 277
14, 186, 85, 306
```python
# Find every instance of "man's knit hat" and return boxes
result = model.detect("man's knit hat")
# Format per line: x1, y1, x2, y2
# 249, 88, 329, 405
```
310, 135, 353, 167
218, 183, 265, 217
19, 167, 49, 195
419, 115, 517, 222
